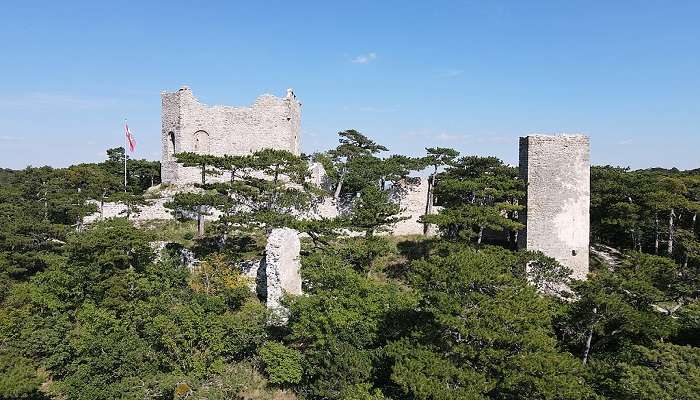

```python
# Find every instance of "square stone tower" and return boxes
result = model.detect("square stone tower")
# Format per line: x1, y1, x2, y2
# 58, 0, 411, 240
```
161, 87, 301, 185
518, 134, 590, 280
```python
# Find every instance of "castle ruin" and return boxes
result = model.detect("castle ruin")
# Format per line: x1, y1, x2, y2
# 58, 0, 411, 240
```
518, 134, 590, 279
79, 87, 598, 310
105, 88, 593, 280
161, 86, 301, 185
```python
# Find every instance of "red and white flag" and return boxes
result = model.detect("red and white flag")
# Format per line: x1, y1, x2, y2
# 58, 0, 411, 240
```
124, 120, 136, 152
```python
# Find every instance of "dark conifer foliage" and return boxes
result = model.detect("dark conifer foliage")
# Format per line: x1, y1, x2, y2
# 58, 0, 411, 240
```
0, 136, 698, 399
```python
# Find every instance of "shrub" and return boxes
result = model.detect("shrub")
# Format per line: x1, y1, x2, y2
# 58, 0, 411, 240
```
259, 342, 303, 385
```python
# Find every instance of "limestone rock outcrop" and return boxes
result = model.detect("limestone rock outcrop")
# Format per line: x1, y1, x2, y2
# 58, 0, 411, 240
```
263, 228, 302, 321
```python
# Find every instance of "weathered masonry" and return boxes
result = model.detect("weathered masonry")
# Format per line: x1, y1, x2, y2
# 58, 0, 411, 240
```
161, 86, 301, 184
263, 228, 303, 323
518, 135, 590, 279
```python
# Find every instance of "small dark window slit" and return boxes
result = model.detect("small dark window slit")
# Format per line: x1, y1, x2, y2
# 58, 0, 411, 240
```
168, 132, 176, 156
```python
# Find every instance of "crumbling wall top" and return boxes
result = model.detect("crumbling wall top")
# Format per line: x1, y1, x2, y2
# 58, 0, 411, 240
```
161, 87, 301, 112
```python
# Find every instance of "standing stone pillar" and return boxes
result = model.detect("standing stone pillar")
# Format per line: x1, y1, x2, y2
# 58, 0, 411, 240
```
264, 228, 302, 321
518, 135, 590, 280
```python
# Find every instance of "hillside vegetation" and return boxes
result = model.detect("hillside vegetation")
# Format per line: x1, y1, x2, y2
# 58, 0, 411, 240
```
0, 132, 699, 399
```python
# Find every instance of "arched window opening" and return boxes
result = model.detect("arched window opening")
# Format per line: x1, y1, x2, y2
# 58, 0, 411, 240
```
193, 130, 209, 154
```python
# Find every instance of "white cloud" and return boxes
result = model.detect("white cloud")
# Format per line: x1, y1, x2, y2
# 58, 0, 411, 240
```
616, 139, 634, 146
351, 52, 377, 64
435, 132, 467, 141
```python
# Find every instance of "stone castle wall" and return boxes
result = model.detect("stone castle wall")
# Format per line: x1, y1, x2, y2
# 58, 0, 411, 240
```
518, 134, 590, 279
85, 175, 433, 237
161, 87, 301, 184
154, 86, 431, 236
102, 88, 593, 264
389, 178, 440, 236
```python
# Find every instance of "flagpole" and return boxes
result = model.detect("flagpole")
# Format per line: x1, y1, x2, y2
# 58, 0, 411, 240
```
124, 119, 128, 192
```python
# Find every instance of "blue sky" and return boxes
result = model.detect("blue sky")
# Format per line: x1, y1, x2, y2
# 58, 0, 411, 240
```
1, 1, 698, 170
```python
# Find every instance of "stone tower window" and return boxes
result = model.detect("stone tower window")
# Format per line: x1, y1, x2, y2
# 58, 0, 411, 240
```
193, 130, 210, 154
168, 132, 176, 156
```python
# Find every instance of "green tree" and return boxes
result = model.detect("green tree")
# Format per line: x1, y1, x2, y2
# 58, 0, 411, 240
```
210, 149, 320, 237
259, 341, 303, 385
423, 156, 524, 246
171, 152, 221, 237
559, 252, 682, 365
590, 166, 700, 261
102, 147, 161, 193
588, 342, 700, 400
126, 158, 161, 192
65, 163, 122, 218
397, 246, 593, 399
0, 217, 273, 399
347, 185, 406, 237
422, 147, 460, 235
214, 153, 251, 183
165, 191, 221, 238
287, 248, 418, 399
0, 350, 46, 399
328, 130, 388, 199
0, 168, 70, 281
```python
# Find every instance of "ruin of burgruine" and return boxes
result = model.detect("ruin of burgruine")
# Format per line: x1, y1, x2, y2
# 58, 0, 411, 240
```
161, 86, 301, 185
88, 86, 433, 236
89, 87, 590, 309
518, 134, 590, 280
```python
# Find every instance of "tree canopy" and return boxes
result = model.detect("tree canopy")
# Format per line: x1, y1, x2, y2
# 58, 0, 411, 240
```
0, 132, 699, 399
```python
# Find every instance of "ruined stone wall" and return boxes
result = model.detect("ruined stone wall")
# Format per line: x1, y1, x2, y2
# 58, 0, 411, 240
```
263, 228, 302, 322
519, 134, 590, 279
389, 178, 439, 236
85, 175, 436, 237
161, 87, 301, 185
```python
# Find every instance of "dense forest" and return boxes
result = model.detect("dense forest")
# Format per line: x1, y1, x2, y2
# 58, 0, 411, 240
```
1, 131, 699, 399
